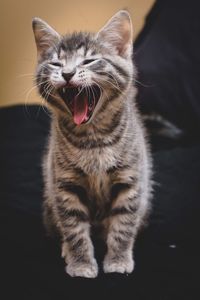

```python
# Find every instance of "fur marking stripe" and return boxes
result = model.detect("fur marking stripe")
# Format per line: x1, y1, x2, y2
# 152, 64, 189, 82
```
104, 58, 129, 78
70, 238, 84, 252
57, 206, 89, 222
110, 206, 131, 216
57, 180, 89, 207
110, 182, 133, 201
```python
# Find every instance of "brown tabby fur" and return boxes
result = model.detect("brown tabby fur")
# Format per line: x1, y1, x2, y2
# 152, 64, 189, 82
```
32, 10, 152, 278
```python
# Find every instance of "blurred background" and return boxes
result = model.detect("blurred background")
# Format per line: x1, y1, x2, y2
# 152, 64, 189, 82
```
0, 0, 154, 107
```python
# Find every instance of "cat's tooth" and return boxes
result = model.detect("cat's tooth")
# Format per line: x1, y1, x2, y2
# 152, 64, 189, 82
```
62, 88, 66, 93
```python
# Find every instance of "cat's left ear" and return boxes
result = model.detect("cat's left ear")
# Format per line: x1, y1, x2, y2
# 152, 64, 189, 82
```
32, 17, 61, 59
96, 10, 133, 58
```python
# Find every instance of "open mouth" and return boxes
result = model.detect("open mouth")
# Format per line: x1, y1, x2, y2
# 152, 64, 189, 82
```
58, 85, 101, 125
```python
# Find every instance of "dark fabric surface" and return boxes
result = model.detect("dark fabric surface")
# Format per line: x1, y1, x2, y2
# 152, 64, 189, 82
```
134, 0, 200, 134
1, 105, 200, 300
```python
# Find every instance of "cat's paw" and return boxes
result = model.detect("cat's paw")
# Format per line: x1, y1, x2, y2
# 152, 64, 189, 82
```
65, 259, 98, 278
103, 255, 134, 274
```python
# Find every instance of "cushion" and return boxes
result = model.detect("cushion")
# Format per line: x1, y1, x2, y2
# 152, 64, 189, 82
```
134, 0, 200, 134
1, 105, 200, 299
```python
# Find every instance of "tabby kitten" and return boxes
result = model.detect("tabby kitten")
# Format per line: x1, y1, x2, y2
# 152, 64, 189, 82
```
32, 10, 152, 278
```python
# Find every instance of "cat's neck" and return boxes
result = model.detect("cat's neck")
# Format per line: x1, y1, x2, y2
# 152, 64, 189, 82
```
54, 93, 127, 136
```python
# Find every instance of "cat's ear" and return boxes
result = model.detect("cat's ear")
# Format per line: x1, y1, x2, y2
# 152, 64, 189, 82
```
32, 18, 61, 59
96, 10, 133, 58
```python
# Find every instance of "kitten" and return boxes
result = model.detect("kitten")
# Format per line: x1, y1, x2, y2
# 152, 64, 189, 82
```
32, 10, 152, 278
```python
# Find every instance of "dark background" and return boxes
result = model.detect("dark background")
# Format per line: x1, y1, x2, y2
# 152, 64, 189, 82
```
1, 1, 200, 299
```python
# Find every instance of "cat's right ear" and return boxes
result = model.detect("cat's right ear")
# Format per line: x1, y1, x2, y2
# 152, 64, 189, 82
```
96, 11, 133, 58
32, 18, 61, 59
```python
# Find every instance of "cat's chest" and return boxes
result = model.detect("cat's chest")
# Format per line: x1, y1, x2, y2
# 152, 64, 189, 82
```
73, 146, 119, 174
86, 171, 111, 222
87, 172, 110, 201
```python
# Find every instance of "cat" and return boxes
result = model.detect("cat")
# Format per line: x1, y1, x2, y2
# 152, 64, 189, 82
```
32, 10, 152, 278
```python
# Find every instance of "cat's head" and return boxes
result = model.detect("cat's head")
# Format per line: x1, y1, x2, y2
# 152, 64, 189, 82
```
32, 10, 134, 125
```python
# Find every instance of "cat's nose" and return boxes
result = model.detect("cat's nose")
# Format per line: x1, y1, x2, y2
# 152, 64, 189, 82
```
62, 71, 76, 83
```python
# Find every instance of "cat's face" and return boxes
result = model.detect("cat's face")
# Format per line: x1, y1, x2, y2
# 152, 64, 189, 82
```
32, 11, 134, 125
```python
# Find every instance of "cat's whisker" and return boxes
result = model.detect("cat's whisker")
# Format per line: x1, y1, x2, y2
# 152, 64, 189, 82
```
48, 86, 56, 100
84, 83, 92, 101
25, 80, 52, 115
97, 70, 121, 89
87, 85, 95, 110
75, 85, 85, 97
41, 102, 51, 118
39, 95, 49, 117
90, 83, 101, 104
100, 77, 122, 92
100, 77, 129, 100
43, 82, 52, 97
24, 80, 50, 117
17, 73, 35, 79
84, 84, 88, 96
133, 78, 153, 88
89, 86, 95, 104
98, 70, 126, 91
40, 84, 53, 117
44, 83, 55, 102
92, 80, 109, 102
24, 80, 49, 109
19, 73, 49, 80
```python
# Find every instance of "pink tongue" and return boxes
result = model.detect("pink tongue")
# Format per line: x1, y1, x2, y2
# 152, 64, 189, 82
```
73, 95, 88, 125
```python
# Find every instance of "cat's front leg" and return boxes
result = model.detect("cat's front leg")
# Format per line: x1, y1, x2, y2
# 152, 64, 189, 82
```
55, 186, 98, 278
103, 183, 142, 274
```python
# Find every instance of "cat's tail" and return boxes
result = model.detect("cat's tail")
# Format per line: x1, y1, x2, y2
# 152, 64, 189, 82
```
143, 113, 183, 139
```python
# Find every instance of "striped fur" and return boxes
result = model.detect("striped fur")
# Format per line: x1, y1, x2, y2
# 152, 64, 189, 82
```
32, 11, 152, 278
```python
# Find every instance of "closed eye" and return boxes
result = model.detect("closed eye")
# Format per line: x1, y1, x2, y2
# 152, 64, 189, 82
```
82, 59, 96, 65
49, 61, 62, 67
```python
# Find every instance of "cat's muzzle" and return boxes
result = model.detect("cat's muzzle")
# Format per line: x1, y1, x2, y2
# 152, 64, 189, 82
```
58, 85, 101, 125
